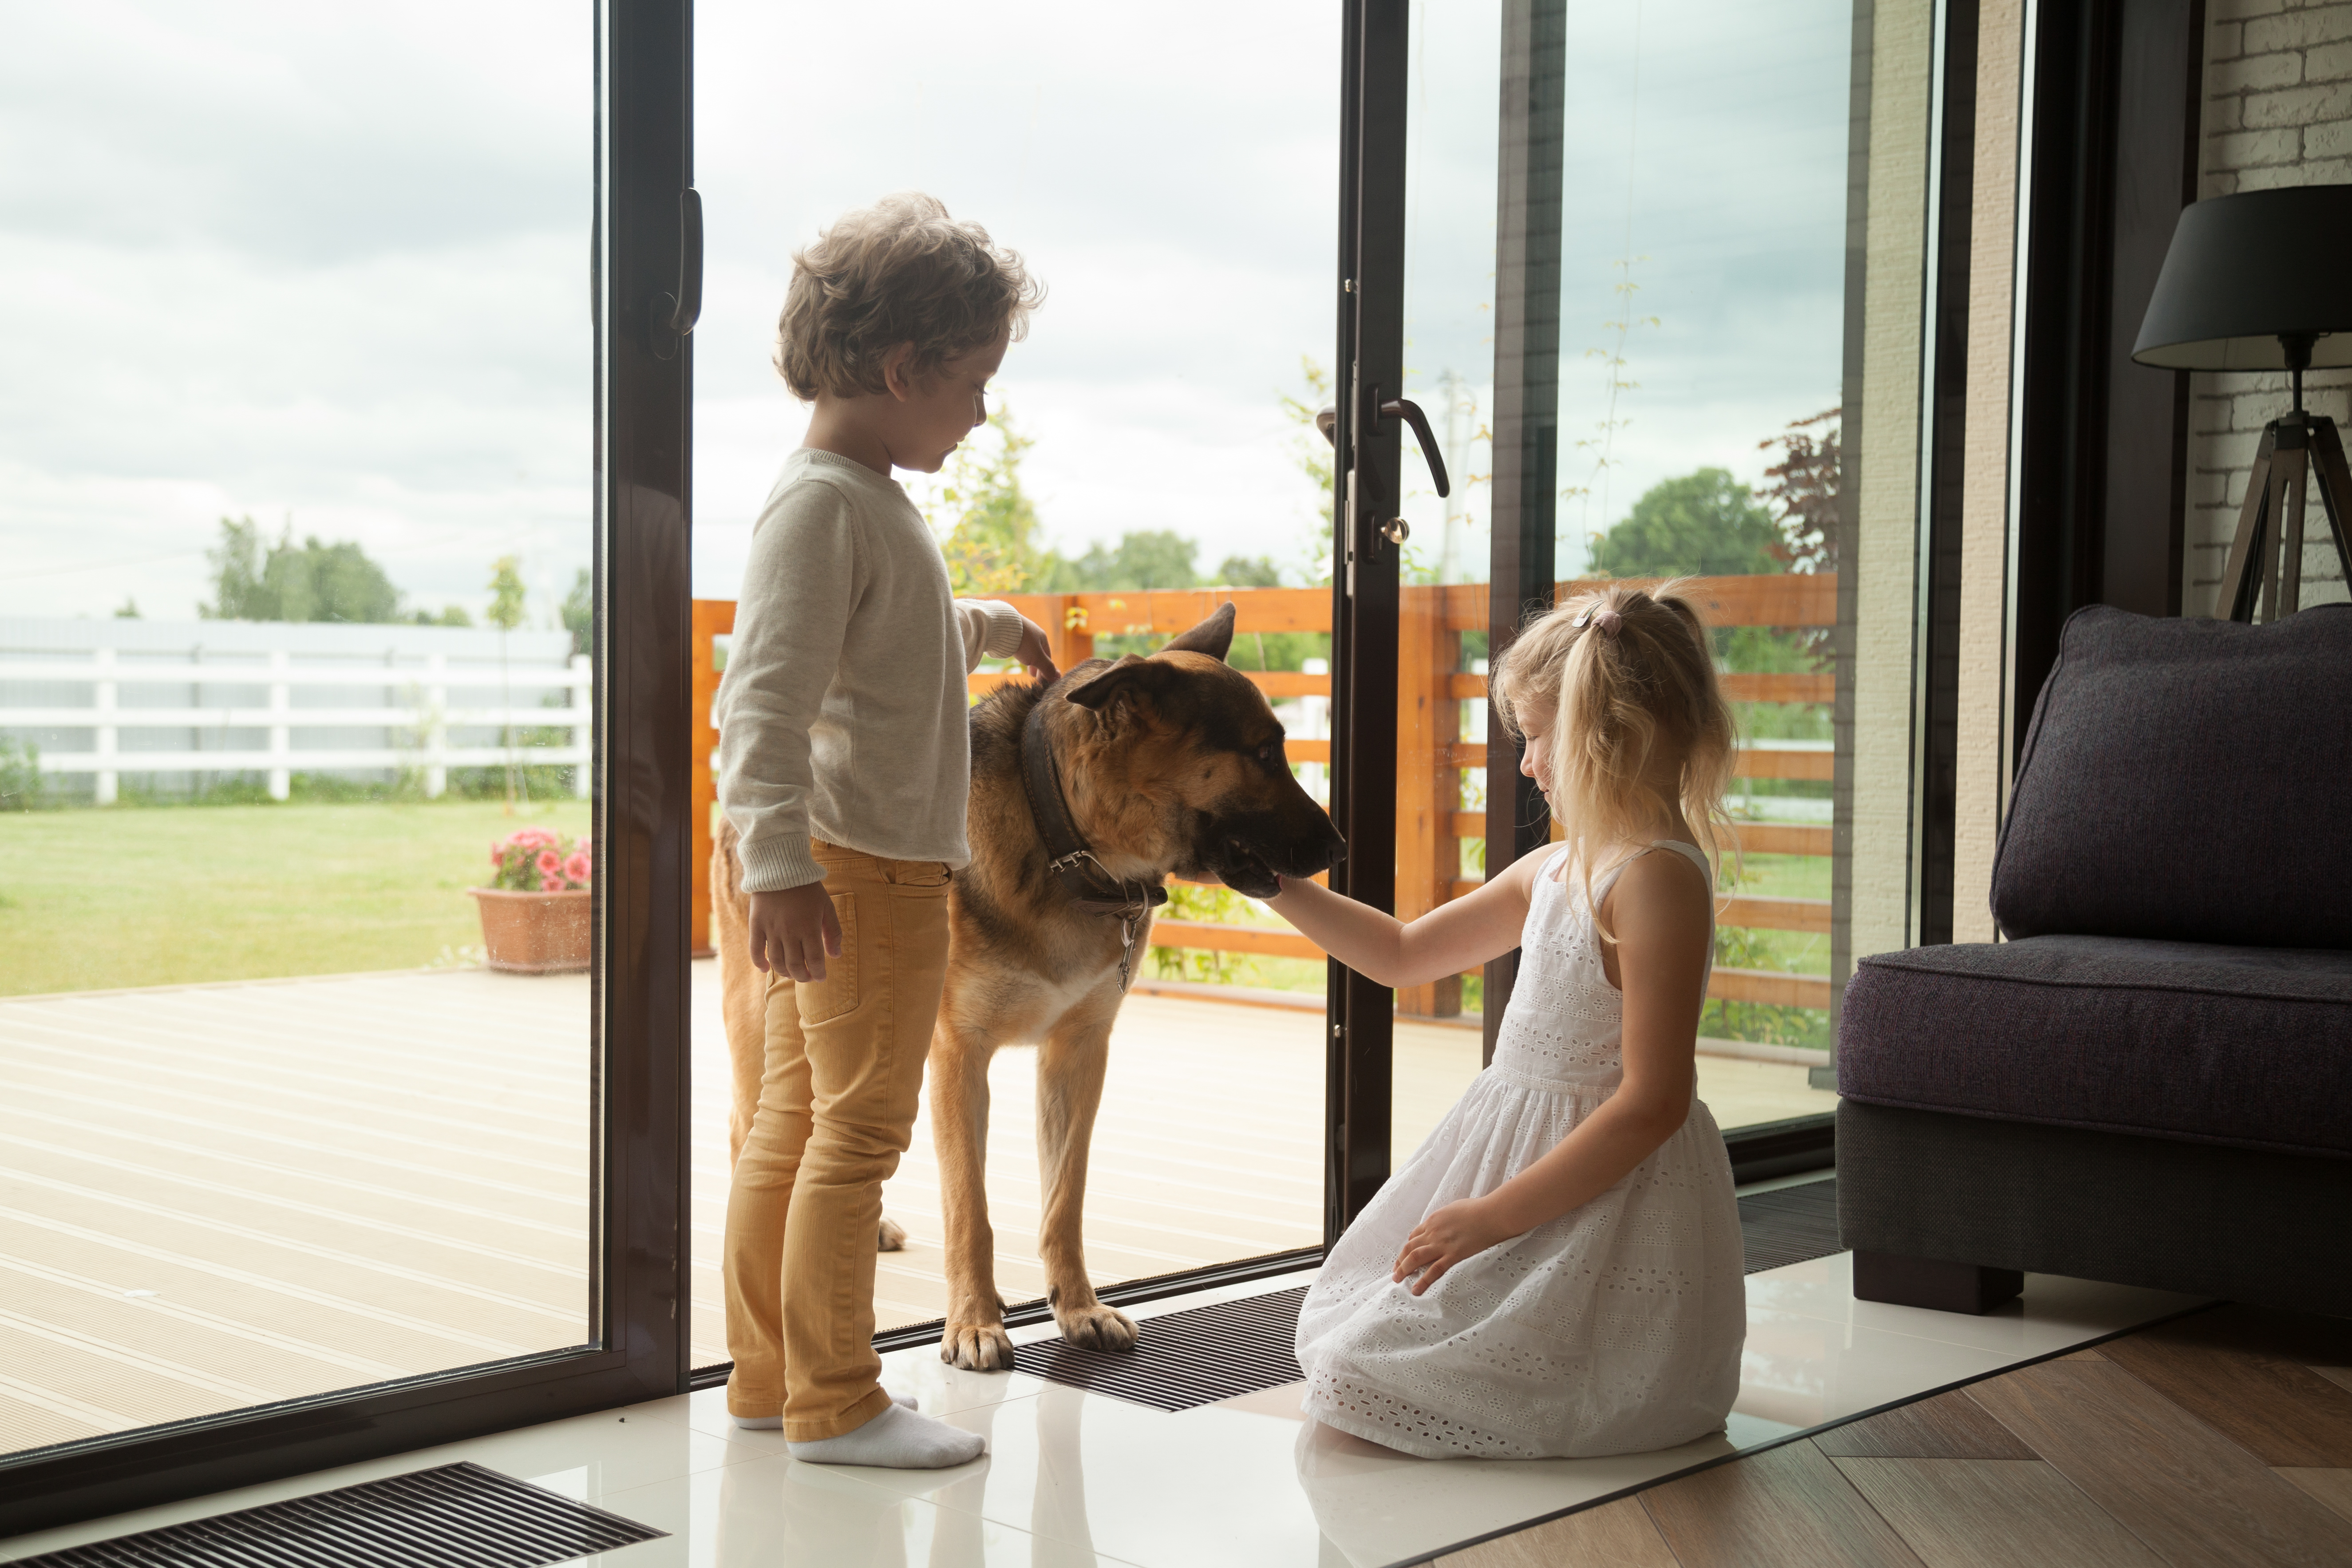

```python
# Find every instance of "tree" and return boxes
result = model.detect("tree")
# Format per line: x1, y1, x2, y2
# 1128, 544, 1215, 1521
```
486, 557, 527, 631
113, 597, 140, 619
1758, 408, 1840, 574
413, 605, 473, 627
1214, 556, 1284, 588
1280, 358, 1337, 588
486, 557, 528, 812
932, 410, 1048, 596
1045, 530, 1199, 592
201, 517, 402, 624
203, 517, 270, 619
1589, 469, 1782, 580
560, 569, 592, 657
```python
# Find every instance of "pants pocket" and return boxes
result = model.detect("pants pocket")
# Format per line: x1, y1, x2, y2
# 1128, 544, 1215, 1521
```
797, 892, 860, 1024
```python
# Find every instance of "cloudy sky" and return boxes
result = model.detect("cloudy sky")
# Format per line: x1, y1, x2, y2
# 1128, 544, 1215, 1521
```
0, 0, 1850, 627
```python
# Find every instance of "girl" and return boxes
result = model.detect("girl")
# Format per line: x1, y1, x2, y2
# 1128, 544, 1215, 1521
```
1269, 583, 1745, 1460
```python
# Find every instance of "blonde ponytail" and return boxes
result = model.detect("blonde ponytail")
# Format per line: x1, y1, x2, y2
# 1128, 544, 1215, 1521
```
1488, 580, 1738, 937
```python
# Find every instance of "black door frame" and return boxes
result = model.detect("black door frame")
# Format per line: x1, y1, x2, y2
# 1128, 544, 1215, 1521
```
0, 0, 696, 1536
1481, 0, 1566, 1064
2008, 0, 2203, 758
1327, 0, 1409, 1240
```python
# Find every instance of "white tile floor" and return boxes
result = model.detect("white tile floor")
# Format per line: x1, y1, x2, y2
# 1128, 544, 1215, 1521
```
0, 1203, 2205, 1568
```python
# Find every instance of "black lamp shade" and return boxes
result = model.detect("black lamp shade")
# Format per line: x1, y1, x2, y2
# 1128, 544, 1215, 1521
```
2133, 184, 2352, 371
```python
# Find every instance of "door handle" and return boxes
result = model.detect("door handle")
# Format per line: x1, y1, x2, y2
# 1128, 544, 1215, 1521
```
1379, 397, 1449, 498
1321, 392, 1449, 589
653, 188, 703, 358
1313, 399, 1448, 497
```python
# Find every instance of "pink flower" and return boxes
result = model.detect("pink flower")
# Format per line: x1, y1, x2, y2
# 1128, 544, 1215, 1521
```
536, 850, 562, 874
564, 853, 592, 884
491, 847, 503, 865
541, 875, 564, 893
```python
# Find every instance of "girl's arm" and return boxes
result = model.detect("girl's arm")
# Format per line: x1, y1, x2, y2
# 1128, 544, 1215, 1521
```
1266, 847, 1546, 988
1391, 849, 1714, 1294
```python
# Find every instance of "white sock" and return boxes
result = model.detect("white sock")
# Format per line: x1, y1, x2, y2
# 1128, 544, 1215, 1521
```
732, 1393, 915, 1430
786, 1400, 984, 1469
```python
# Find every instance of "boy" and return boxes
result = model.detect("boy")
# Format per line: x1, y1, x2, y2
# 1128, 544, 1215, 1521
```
717, 192, 1055, 1469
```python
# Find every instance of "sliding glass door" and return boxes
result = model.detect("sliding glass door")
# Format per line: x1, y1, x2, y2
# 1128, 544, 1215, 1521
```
1337, 0, 1900, 1205
687, 0, 1346, 1360
0, 0, 693, 1533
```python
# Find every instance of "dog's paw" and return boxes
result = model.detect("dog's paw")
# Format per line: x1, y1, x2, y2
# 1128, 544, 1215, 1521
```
877, 1215, 907, 1252
1055, 1301, 1138, 1353
941, 1321, 1018, 1372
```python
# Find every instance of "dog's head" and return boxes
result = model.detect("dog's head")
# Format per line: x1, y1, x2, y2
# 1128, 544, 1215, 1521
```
1057, 603, 1346, 898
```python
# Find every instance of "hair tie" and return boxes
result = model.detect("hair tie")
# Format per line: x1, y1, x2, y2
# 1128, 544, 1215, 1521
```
1576, 605, 1624, 639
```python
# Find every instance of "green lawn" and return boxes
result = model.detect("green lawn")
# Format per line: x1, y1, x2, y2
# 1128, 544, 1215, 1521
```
0, 800, 591, 997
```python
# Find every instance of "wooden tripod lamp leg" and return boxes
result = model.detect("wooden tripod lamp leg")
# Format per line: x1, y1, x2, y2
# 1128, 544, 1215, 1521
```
2214, 423, 2278, 622
2310, 417, 2352, 586
2275, 439, 2309, 619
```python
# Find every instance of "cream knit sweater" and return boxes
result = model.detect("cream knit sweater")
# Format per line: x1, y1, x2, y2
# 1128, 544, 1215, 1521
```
717, 448, 1023, 892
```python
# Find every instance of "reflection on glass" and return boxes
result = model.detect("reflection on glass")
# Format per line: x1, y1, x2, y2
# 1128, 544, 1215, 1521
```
690, 0, 1342, 1357
0, 4, 594, 1455
1395, 0, 1850, 1160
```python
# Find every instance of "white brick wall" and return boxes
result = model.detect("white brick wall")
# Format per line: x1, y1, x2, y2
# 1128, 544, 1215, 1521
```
2183, 0, 2352, 615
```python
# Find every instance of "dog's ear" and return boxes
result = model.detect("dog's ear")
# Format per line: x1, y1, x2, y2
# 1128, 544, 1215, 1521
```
1160, 602, 1236, 662
1063, 656, 1178, 715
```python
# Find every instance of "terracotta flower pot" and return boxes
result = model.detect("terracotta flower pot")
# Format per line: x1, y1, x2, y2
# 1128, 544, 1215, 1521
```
470, 888, 592, 973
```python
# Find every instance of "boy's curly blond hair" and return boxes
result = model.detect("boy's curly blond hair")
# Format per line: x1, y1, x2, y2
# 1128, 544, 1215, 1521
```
775, 192, 1042, 402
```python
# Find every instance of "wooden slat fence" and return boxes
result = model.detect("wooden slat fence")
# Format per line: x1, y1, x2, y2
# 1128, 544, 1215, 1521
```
691, 574, 1835, 1013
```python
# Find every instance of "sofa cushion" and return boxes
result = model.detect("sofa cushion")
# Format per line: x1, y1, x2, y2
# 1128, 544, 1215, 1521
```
1992, 602, 2352, 948
1838, 934, 2352, 1159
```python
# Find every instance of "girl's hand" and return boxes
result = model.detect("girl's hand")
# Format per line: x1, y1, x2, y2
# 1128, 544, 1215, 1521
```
1391, 1197, 1518, 1295
1013, 616, 1061, 683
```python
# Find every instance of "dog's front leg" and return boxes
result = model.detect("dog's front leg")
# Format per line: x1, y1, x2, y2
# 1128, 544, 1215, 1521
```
1036, 999, 1135, 1352
932, 1019, 1015, 1371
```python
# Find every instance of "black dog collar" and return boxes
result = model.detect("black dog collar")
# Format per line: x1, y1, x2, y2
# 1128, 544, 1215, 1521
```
1018, 683, 1170, 921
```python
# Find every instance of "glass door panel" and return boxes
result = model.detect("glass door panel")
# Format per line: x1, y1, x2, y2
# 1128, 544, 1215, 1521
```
1392, 2, 1503, 1166
0, 3, 598, 1461
1393, 0, 1854, 1152
690, 0, 1343, 1356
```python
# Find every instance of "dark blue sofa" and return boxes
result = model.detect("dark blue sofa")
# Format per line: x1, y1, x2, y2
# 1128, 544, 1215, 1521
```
1834, 603, 2352, 1315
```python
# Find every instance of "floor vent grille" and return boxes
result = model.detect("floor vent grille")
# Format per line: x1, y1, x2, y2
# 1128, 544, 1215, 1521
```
1738, 1177, 1842, 1273
1015, 1287, 1308, 1411
18, 1461, 666, 1568
1014, 1179, 1842, 1410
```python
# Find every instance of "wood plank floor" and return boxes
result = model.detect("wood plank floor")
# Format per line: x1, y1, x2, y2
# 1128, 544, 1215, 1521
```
1439, 1304, 2352, 1568
690, 965, 1828, 1365
0, 962, 1833, 1451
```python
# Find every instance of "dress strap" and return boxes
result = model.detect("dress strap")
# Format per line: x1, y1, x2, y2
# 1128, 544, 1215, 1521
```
1647, 839, 1714, 888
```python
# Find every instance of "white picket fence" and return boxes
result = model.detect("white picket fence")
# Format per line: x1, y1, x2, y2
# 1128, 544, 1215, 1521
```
0, 618, 590, 804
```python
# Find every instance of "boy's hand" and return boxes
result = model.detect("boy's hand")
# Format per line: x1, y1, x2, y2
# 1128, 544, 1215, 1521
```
747, 884, 842, 982
1013, 616, 1060, 683
1391, 1197, 1517, 1295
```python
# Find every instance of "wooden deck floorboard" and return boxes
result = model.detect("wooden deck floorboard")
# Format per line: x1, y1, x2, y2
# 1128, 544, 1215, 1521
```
0, 962, 1830, 1448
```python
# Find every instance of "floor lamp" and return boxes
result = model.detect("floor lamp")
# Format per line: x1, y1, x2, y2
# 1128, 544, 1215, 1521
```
2134, 184, 2352, 622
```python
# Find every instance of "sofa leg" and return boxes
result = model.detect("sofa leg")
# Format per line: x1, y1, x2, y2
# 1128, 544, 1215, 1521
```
1852, 1252, 2024, 1315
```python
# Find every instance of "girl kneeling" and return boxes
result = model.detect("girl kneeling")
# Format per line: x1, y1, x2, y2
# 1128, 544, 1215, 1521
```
1270, 582, 1745, 1459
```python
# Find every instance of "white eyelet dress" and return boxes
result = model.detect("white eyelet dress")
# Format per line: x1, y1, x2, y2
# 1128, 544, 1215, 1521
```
1294, 841, 1745, 1459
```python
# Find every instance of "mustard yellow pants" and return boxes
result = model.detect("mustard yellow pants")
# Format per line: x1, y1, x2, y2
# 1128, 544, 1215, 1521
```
721, 844, 950, 1439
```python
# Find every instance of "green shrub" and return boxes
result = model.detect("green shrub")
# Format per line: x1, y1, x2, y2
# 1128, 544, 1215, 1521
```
0, 737, 42, 810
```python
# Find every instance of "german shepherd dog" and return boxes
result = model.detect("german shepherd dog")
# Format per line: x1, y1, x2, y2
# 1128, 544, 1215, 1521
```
715, 603, 1344, 1371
